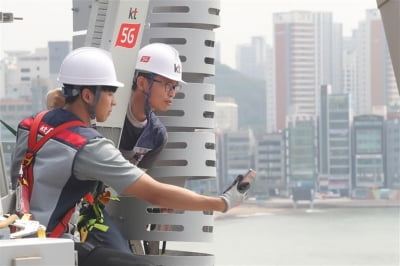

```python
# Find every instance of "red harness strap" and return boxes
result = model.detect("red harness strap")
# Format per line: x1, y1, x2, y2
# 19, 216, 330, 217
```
49, 207, 76, 238
19, 110, 85, 237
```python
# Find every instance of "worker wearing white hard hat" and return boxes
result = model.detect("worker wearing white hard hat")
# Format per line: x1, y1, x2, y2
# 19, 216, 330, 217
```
119, 43, 185, 254
12, 47, 154, 266
119, 43, 185, 170
57, 47, 124, 127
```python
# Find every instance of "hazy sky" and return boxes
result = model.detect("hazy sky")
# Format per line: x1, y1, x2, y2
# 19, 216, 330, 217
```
1, 0, 378, 68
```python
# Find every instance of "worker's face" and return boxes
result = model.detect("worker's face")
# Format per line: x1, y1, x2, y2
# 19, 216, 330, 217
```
147, 76, 179, 112
95, 90, 117, 122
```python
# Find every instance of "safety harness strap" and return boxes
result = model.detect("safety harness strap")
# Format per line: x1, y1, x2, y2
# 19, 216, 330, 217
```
29, 111, 86, 154
24, 111, 85, 199
19, 110, 85, 238
49, 207, 76, 238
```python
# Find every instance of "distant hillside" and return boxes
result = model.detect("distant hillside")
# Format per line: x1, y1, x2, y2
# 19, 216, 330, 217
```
206, 63, 266, 133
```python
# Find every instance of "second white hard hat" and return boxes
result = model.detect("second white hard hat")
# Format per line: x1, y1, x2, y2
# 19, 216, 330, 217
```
58, 47, 124, 88
136, 43, 185, 83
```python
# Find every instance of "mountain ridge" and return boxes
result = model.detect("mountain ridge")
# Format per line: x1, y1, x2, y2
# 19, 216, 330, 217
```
206, 63, 267, 133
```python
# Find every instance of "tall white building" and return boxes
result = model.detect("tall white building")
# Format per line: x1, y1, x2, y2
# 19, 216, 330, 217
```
343, 35, 357, 96
265, 44, 275, 133
352, 9, 399, 115
273, 11, 342, 130
332, 23, 344, 94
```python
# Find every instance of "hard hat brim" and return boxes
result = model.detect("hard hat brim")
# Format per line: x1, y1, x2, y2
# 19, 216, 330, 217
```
111, 81, 125, 87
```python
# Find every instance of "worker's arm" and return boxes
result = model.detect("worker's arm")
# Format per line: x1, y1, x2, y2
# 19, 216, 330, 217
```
74, 138, 254, 213
122, 173, 227, 212
46, 88, 65, 109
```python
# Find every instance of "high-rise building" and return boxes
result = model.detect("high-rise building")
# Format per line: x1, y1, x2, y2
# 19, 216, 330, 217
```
385, 116, 400, 189
265, 44, 274, 133
352, 115, 385, 190
273, 11, 342, 131
255, 132, 286, 196
220, 129, 256, 190
1, 48, 50, 140
343, 35, 357, 96
286, 115, 317, 188
331, 23, 344, 94
353, 9, 399, 115
3, 49, 49, 99
319, 85, 352, 196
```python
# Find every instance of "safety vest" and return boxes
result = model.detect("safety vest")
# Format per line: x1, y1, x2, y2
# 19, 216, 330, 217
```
14, 109, 101, 237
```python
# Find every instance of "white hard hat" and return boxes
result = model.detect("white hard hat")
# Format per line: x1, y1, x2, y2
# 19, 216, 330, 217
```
136, 43, 185, 83
58, 47, 124, 88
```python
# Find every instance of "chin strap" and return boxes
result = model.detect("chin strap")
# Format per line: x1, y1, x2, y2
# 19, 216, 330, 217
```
143, 73, 157, 119
84, 86, 102, 128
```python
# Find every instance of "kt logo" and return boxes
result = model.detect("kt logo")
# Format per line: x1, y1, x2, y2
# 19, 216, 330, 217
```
128, 7, 138, 19
174, 63, 181, 74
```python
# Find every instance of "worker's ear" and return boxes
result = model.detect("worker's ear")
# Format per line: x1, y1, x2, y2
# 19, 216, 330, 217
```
81, 87, 94, 104
136, 76, 149, 93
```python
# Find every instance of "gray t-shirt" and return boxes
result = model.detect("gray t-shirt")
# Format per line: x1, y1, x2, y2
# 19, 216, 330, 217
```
74, 137, 144, 194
